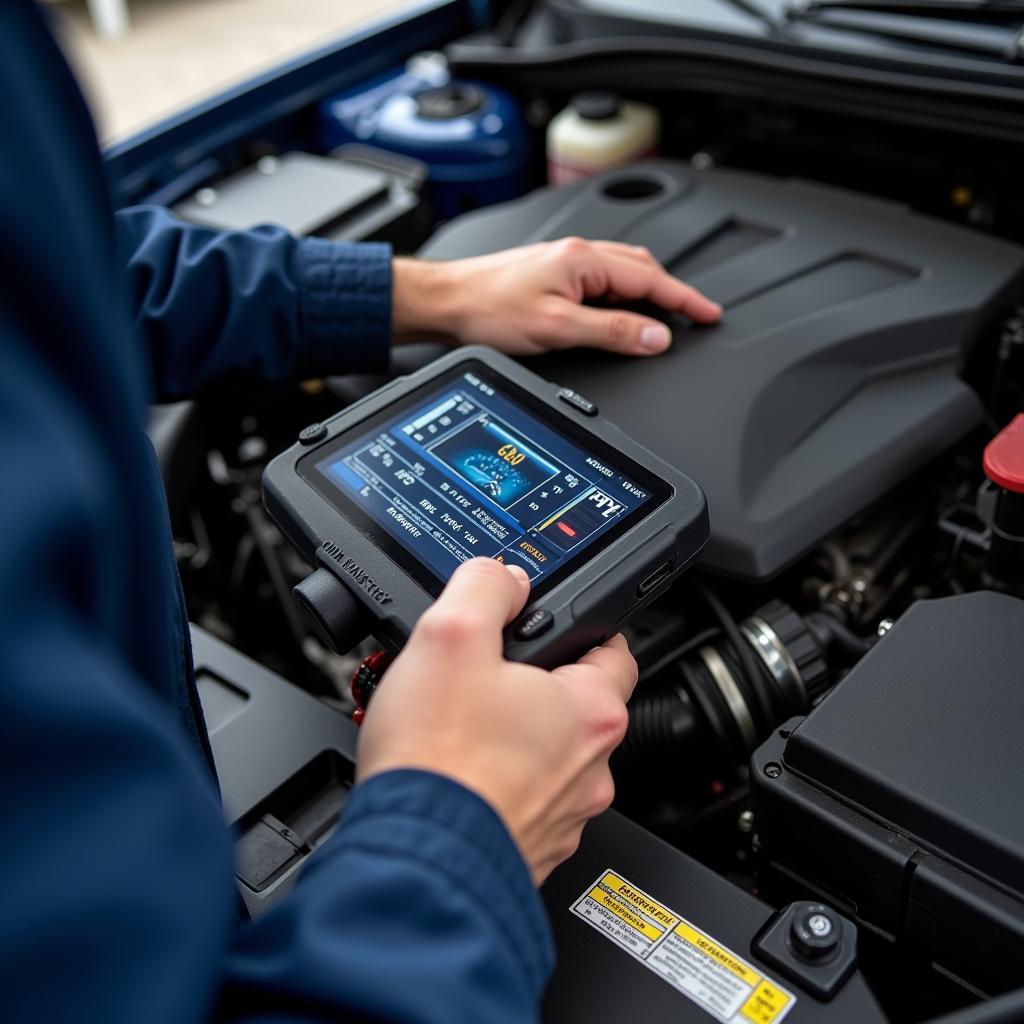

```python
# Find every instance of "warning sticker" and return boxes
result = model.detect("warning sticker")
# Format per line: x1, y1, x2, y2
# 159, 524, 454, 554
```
571, 870, 795, 1024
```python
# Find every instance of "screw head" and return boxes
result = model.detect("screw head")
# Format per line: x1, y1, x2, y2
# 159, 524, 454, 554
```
790, 904, 841, 962
764, 762, 782, 779
807, 913, 833, 937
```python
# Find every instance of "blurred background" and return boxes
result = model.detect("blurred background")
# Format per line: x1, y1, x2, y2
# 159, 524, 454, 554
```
49, 0, 412, 142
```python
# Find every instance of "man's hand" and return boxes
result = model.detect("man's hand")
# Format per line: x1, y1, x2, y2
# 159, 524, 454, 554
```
357, 558, 638, 884
392, 238, 721, 358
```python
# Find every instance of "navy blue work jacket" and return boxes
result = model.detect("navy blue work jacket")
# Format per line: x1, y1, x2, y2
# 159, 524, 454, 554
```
0, 4, 553, 1021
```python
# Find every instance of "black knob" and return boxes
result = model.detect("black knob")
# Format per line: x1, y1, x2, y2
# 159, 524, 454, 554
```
293, 567, 368, 654
789, 904, 841, 962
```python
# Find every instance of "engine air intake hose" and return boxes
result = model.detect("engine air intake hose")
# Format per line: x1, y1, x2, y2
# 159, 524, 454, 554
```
616, 600, 831, 790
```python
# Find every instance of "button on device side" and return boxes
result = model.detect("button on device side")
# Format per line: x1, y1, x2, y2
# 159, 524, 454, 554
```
515, 608, 554, 641
298, 422, 328, 445
557, 388, 598, 416
637, 561, 673, 597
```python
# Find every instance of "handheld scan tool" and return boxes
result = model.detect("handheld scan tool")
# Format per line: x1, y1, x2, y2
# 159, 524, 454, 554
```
263, 348, 708, 669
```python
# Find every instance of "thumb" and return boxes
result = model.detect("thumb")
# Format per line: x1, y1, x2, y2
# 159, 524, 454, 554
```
416, 558, 531, 655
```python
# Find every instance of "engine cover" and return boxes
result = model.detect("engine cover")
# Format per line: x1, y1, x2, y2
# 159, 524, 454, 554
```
417, 162, 1024, 579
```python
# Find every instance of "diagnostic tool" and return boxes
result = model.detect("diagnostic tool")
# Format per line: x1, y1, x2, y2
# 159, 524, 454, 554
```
263, 348, 708, 668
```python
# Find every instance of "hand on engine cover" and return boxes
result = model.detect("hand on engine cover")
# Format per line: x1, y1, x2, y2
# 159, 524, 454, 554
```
356, 557, 639, 884
391, 238, 722, 357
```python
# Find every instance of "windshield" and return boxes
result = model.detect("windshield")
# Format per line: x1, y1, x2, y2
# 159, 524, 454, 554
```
548, 0, 1024, 66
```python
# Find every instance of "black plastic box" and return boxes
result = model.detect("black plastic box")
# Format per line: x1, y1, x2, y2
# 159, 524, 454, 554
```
751, 592, 1024, 997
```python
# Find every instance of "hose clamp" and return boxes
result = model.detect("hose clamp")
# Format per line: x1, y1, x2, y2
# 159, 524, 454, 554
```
741, 616, 807, 708
699, 645, 758, 752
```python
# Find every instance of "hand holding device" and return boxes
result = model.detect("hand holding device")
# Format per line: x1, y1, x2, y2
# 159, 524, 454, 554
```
357, 557, 638, 884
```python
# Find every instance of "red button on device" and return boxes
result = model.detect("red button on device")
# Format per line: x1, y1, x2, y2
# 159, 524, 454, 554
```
984, 414, 1024, 494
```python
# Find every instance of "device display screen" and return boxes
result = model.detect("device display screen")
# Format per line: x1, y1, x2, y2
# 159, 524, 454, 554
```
300, 362, 671, 598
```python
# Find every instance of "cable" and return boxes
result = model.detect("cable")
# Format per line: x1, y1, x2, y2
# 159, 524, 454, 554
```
806, 611, 872, 661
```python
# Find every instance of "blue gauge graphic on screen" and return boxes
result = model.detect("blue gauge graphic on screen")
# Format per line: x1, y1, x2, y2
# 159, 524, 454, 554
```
428, 417, 559, 509
459, 451, 527, 500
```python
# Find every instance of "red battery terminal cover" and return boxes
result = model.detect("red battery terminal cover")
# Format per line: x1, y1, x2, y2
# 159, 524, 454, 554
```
984, 414, 1024, 494
349, 649, 394, 726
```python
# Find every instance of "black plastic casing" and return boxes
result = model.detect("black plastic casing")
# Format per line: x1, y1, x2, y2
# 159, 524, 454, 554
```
263, 347, 709, 668
751, 592, 1024, 998
411, 162, 1024, 580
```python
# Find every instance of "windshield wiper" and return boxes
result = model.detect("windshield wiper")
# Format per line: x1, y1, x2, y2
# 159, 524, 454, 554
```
719, 0, 790, 29
786, 0, 1024, 61
793, 0, 1024, 13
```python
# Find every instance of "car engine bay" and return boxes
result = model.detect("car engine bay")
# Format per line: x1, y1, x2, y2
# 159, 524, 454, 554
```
143, 10, 1024, 1019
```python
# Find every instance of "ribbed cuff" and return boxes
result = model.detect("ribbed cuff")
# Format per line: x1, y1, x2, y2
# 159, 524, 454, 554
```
293, 238, 393, 378
332, 769, 555, 996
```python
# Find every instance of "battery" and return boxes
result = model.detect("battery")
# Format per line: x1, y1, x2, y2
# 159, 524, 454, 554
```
541, 810, 884, 1023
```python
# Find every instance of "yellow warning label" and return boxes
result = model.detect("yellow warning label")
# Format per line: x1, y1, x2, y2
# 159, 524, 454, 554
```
588, 887, 664, 941
601, 872, 678, 929
571, 869, 796, 1024
741, 980, 793, 1024
674, 921, 761, 984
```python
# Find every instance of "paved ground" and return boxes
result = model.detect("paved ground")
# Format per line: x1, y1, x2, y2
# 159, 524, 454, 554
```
52, 0, 412, 142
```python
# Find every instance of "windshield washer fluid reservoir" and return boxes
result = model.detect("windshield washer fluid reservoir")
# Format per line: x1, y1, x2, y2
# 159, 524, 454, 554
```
547, 92, 660, 185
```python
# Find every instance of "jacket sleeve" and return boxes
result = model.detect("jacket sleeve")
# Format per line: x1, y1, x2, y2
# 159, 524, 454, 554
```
221, 770, 556, 1024
116, 206, 393, 401
0, 307, 238, 1024
1, 309, 553, 1022
0, 291, 553, 1022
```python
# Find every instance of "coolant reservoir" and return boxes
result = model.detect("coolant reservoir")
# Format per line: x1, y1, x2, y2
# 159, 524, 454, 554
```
547, 93, 660, 185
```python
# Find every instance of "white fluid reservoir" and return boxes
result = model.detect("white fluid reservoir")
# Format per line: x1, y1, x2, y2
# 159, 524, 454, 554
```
547, 93, 660, 185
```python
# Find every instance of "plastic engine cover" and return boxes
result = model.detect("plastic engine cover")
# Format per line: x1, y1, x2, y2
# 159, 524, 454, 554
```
416, 162, 1024, 579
